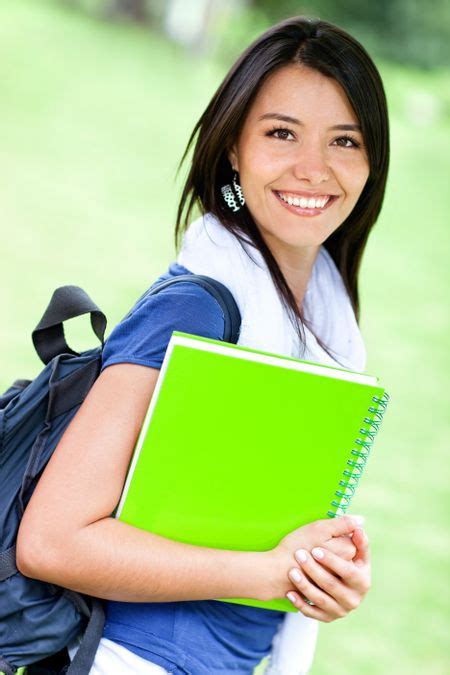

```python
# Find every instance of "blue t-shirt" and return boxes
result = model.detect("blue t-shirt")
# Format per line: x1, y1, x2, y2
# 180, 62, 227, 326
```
100, 262, 284, 674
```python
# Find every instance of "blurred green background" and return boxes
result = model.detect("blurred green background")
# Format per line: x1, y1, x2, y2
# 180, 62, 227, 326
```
1, 1, 448, 673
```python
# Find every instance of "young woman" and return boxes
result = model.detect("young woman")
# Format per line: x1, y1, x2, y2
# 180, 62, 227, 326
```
17, 15, 389, 675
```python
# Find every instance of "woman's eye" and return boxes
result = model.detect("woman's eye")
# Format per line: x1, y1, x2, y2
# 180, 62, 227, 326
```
265, 128, 361, 148
267, 127, 295, 141
333, 135, 361, 149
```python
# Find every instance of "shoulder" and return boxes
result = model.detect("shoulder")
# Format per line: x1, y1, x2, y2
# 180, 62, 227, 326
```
101, 266, 225, 372
131, 265, 227, 329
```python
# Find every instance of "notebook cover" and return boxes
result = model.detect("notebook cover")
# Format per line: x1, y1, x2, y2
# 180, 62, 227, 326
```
117, 332, 386, 612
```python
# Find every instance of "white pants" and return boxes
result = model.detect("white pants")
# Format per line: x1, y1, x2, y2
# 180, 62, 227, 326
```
69, 637, 169, 674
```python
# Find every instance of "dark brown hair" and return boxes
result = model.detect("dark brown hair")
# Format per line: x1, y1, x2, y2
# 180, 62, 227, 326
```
175, 16, 390, 358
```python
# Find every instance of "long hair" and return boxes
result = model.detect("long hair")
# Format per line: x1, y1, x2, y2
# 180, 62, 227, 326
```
174, 16, 390, 357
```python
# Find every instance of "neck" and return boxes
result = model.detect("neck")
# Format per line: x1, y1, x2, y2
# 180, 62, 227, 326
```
261, 235, 320, 308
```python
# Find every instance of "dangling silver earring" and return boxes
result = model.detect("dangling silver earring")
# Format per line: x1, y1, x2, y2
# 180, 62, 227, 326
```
221, 183, 240, 212
232, 171, 245, 207
221, 170, 245, 212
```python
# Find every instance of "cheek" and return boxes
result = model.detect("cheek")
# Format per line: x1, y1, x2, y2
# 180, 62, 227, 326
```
336, 159, 369, 201
239, 138, 287, 184
240, 161, 287, 213
239, 159, 276, 201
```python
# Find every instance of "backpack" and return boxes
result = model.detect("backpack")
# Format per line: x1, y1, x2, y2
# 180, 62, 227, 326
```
0, 275, 241, 675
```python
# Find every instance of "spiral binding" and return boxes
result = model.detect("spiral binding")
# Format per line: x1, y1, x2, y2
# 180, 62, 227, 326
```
327, 391, 390, 518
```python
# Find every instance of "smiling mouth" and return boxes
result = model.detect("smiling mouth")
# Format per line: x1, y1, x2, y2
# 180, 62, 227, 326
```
273, 190, 339, 216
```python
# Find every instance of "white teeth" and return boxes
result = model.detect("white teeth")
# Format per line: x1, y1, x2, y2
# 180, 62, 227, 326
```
278, 192, 331, 209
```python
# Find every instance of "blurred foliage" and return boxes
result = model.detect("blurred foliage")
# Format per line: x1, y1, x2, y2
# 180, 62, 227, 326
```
63, 0, 166, 23
254, 0, 450, 70
66, 0, 450, 69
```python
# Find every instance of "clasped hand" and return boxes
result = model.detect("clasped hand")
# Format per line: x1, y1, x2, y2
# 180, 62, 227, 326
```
272, 515, 371, 623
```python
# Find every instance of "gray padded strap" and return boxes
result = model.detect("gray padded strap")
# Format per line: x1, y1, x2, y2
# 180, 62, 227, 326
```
47, 359, 101, 421
0, 656, 15, 675
63, 590, 90, 618
66, 600, 105, 675
148, 275, 241, 344
32, 286, 107, 365
0, 546, 17, 582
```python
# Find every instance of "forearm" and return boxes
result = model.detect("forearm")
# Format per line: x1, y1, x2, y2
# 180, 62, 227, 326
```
17, 516, 270, 603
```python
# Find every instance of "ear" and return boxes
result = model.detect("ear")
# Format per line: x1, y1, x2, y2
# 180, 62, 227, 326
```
227, 144, 239, 173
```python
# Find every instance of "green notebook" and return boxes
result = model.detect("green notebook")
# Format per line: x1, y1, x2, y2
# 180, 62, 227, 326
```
116, 331, 389, 612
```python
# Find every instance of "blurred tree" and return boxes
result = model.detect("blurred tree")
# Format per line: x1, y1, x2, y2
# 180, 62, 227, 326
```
253, 0, 450, 69
164, 0, 218, 50
64, 0, 450, 68
163, 0, 246, 52
107, 0, 147, 21
64, 0, 166, 23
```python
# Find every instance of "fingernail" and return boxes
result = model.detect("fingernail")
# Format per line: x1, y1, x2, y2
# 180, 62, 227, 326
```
312, 547, 324, 559
289, 568, 302, 582
351, 515, 365, 526
295, 549, 308, 563
286, 592, 297, 605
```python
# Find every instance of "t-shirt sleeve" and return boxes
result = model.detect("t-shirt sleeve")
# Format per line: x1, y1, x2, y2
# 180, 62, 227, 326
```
100, 281, 225, 372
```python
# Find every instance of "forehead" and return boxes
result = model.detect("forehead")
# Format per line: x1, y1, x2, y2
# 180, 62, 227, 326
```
245, 63, 358, 125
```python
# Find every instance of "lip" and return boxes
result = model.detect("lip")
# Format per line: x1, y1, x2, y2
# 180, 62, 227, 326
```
275, 190, 338, 198
272, 190, 338, 216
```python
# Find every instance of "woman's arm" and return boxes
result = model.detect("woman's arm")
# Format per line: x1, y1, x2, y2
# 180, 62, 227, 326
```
16, 363, 268, 602
16, 361, 365, 608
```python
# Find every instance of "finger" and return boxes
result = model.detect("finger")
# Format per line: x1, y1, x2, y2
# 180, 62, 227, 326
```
317, 515, 363, 540
323, 534, 356, 561
292, 550, 362, 612
287, 566, 347, 618
347, 514, 365, 527
346, 514, 364, 539
352, 527, 371, 568
296, 547, 369, 598
286, 590, 341, 623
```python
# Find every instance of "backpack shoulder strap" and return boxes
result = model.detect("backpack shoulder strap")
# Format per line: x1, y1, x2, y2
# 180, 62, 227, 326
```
148, 274, 241, 344
33, 275, 241, 368
32, 286, 107, 365
66, 599, 105, 675
0, 546, 17, 582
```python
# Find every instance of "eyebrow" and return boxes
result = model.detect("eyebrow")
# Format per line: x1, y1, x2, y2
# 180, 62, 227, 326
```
258, 112, 362, 132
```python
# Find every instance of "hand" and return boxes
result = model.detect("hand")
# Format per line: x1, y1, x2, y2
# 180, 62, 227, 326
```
266, 515, 362, 601
285, 527, 371, 622
322, 533, 356, 561
321, 513, 366, 560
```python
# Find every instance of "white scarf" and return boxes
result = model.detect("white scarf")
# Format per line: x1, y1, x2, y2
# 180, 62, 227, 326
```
177, 212, 367, 674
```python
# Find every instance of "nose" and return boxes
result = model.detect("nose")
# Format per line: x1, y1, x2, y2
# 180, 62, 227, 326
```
291, 140, 330, 185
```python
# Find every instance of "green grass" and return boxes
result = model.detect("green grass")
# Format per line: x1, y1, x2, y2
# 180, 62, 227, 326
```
1, 2, 449, 673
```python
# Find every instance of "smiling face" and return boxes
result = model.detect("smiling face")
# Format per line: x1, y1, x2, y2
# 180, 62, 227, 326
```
228, 63, 370, 263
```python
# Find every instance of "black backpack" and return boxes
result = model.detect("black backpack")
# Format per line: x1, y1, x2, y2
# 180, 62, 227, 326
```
0, 276, 241, 675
